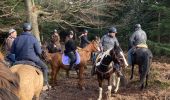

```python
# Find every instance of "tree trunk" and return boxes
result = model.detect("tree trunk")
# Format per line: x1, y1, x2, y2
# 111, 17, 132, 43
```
24, 0, 41, 43
157, 12, 161, 43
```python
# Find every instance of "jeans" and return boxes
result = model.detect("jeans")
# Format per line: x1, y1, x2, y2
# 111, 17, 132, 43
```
65, 52, 76, 68
35, 60, 49, 85
128, 48, 133, 66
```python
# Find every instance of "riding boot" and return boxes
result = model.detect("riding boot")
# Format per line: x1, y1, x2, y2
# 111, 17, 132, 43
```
114, 63, 123, 77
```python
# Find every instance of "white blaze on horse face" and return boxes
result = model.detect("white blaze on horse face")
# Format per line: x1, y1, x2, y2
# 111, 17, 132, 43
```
97, 46, 100, 51
120, 51, 128, 67
98, 87, 103, 100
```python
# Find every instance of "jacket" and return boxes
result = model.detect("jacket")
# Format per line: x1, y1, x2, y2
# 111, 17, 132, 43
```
129, 28, 147, 47
80, 35, 90, 48
64, 38, 77, 54
100, 34, 119, 51
11, 32, 42, 62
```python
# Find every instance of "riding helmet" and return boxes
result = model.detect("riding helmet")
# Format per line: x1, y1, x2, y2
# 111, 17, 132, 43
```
108, 27, 117, 33
23, 23, 32, 31
135, 24, 141, 28
83, 29, 88, 33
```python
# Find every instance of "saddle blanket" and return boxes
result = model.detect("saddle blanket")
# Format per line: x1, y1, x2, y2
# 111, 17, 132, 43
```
62, 51, 80, 65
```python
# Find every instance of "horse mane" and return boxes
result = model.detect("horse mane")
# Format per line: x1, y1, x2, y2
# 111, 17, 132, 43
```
0, 61, 20, 100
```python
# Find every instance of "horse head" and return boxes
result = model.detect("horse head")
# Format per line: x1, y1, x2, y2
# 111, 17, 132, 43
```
41, 43, 52, 63
90, 40, 101, 52
110, 45, 128, 68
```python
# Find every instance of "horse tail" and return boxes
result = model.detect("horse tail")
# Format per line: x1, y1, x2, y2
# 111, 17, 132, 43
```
140, 52, 151, 85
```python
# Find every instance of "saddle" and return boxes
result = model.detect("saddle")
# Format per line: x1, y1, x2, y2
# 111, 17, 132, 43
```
62, 51, 80, 65
13, 60, 42, 70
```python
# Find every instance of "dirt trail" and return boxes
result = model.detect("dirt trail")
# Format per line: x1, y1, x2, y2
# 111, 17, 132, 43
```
41, 58, 170, 100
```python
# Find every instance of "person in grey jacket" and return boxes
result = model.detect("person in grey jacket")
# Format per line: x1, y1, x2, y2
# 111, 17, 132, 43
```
91, 27, 123, 76
128, 24, 147, 67
11, 23, 50, 90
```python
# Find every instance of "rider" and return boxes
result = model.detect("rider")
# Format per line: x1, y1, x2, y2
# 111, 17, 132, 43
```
128, 24, 147, 67
47, 29, 62, 53
64, 30, 77, 70
91, 26, 123, 76
79, 29, 90, 48
5, 29, 17, 64
10, 23, 51, 90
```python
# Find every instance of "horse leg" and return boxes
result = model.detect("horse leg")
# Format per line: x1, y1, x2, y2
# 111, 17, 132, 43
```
52, 66, 60, 86
106, 77, 112, 100
98, 78, 103, 100
114, 74, 120, 93
145, 74, 149, 88
66, 70, 69, 78
78, 66, 85, 90
35, 92, 40, 100
112, 73, 116, 87
130, 64, 134, 80
139, 65, 144, 90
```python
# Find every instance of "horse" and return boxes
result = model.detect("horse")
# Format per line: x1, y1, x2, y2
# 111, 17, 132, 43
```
42, 40, 100, 90
95, 45, 128, 100
0, 58, 19, 100
130, 46, 153, 90
0, 51, 4, 61
10, 63, 43, 100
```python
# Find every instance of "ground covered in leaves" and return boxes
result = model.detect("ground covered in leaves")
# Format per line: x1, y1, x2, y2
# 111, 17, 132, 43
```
40, 57, 170, 100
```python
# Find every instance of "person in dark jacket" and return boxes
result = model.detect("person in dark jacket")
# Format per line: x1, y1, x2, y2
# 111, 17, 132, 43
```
11, 23, 50, 90
128, 24, 147, 67
64, 30, 77, 70
79, 29, 90, 48
47, 29, 62, 53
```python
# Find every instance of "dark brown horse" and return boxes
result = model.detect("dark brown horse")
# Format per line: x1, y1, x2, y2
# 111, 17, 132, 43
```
42, 40, 100, 90
0, 53, 19, 100
94, 45, 128, 100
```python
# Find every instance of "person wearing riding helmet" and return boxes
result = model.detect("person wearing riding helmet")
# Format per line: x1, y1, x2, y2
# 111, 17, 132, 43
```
64, 30, 77, 70
128, 24, 147, 67
79, 29, 90, 48
5, 29, 17, 64
47, 29, 62, 53
10, 23, 51, 90
91, 26, 123, 76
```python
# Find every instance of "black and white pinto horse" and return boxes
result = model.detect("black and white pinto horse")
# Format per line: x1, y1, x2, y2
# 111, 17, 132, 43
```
130, 47, 153, 90
94, 45, 128, 100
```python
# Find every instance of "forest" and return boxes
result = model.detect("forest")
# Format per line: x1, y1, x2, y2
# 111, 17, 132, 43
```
1, 1, 170, 100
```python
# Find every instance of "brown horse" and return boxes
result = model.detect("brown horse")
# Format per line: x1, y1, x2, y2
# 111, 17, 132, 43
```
10, 64, 43, 100
0, 51, 5, 62
42, 40, 100, 90
0, 58, 19, 100
95, 45, 128, 100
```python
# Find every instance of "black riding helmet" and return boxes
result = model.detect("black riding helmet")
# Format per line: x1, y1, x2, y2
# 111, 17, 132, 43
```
23, 23, 32, 31
83, 29, 88, 33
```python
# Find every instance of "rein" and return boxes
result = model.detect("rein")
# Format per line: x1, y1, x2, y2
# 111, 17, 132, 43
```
96, 65, 113, 76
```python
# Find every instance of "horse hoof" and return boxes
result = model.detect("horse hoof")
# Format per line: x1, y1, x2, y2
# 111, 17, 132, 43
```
97, 98, 102, 100
105, 91, 111, 100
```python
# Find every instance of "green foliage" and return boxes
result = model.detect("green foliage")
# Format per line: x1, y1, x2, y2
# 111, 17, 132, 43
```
148, 40, 170, 57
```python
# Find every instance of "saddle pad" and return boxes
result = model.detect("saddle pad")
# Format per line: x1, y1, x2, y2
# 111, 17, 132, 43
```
62, 51, 80, 65
13, 60, 41, 70
136, 44, 148, 48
